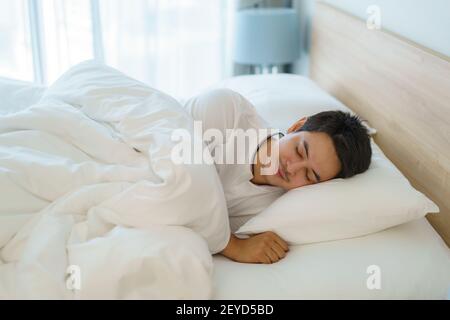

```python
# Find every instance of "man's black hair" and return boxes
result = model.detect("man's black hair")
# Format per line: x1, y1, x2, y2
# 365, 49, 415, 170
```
297, 110, 372, 179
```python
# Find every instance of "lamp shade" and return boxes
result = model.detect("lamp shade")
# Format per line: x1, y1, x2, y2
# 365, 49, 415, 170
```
233, 8, 300, 65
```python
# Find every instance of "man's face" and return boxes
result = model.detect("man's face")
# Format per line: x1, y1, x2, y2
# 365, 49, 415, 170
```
264, 130, 341, 190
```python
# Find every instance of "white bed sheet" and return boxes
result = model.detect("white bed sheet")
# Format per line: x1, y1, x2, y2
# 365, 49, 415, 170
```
213, 218, 450, 299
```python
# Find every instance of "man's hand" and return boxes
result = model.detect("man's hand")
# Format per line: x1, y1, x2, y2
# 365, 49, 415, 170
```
220, 232, 289, 264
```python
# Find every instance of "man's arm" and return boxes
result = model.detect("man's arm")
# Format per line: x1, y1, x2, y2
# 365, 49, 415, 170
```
220, 232, 289, 264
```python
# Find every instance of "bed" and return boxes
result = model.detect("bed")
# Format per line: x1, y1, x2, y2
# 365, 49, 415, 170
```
1, 70, 449, 299
208, 73, 450, 300
213, 218, 449, 299
209, 1, 450, 299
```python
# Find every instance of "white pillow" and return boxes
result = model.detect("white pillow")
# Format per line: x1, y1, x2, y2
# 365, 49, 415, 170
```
212, 74, 438, 244
236, 141, 439, 244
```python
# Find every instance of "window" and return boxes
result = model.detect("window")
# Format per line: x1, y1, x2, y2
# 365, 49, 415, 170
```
0, 0, 34, 81
99, 0, 232, 99
0, 0, 233, 100
41, 0, 95, 83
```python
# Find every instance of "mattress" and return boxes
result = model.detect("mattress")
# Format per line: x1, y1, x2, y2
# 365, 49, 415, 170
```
2, 73, 449, 299
213, 218, 450, 299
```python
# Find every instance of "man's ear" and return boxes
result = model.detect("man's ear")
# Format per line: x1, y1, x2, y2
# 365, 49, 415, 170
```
287, 117, 308, 134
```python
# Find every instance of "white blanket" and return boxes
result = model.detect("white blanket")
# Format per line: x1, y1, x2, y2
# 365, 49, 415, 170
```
0, 61, 230, 299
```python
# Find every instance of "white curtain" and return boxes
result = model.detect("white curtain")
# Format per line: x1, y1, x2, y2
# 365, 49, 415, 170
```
40, 0, 95, 83
0, 0, 235, 101
0, 0, 34, 81
100, 0, 235, 100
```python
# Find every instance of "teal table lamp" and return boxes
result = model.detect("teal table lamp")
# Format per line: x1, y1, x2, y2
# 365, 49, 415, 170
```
234, 8, 300, 74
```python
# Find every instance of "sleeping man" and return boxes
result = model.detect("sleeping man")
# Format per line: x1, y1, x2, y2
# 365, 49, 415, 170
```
185, 88, 372, 264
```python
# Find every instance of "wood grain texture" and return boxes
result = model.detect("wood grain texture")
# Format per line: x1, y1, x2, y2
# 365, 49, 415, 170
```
310, 1, 450, 246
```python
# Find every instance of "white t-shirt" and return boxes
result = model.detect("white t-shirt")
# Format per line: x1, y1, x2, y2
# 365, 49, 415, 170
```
184, 88, 285, 218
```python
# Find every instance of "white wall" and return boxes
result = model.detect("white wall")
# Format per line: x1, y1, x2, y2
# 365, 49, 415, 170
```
240, 0, 450, 76
316, 0, 450, 57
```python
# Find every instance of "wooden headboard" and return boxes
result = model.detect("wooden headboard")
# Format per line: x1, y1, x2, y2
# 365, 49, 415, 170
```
310, 2, 450, 246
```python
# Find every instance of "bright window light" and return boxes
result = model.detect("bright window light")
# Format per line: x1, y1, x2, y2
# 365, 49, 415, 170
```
0, 0, 234, 99
41, 0, 95, 84
99, 0, 229, 100
0, 0, 34, 81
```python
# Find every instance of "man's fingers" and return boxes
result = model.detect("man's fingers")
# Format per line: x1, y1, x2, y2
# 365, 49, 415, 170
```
265, 250, 278, 264
261, 254, 271, 264
270, 233, 289, 251
271, 242, 287, 259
